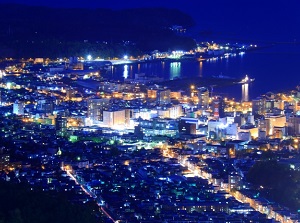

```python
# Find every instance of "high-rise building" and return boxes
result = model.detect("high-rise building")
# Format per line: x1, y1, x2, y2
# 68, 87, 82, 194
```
169, 104, 183, 119
87, 98, 111, 122
258, 118, 271, 136
252, 97, 266, 115
13, 100, 24, 115
55, 116, 68, 131
157, 88, 171, 105
212, 96, 225, 118
125, 109, 133, 126
37, 99, 54, 114
198, 87, 209, 108
103, 110, 126, 128
287, 115, 300, 136
228, 172, 241, 191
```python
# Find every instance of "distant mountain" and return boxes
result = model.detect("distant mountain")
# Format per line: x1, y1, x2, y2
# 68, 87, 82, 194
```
0, 4, 196, 58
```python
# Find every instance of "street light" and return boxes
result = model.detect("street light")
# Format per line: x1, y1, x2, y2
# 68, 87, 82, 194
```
87, 55, 92, 61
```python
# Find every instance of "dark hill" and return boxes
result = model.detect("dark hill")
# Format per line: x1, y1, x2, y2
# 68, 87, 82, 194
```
0, 4, 196, 58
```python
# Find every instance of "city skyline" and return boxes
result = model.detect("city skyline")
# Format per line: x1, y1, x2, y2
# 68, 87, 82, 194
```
1, 1, 300, 223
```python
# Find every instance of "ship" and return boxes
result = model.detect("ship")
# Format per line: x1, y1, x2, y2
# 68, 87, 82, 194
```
239, 75, 255, 84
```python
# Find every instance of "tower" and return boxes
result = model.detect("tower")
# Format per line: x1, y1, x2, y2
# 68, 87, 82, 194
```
197, 87, 209, 108
212, 96, 225, 118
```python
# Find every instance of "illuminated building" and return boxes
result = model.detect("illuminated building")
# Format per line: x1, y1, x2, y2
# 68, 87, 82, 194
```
103, 110, 126, 128
265, 114, 286, 135
208, 119, 222, 135
134, 108, 158, 120
258, 130, 267, 139
137, 118, 177, 137
87, 98, 111, 122
169, 104, 183, 119
273, 126, 285, 138
157, 109, 169, 118
170, 91, 181, 99
238, 131, 251, 141
123, 92, 145, 100
157, 88, 171, 105
147, 89, 157, 99
247, 114, 255, 125
258, 118, 271, 136
112, 92, 123, 99
179, 120, 196, 135
37, 99, 54, 114
147, 86, 171, 105
55, 116, 68, 132
253, 93, 284, 115
134, 124, 144, 139
225, 123, 238, 139
0, 153, 10, 171
125, 109, 132, 126
239, 124, 258, 140
287, 115, 300, 136
67, 117, 84, 127
252, 97, 266, 115
228, 172, 241, 191
212, 96, 225, 118
197, 87, 209, 108
234, 114, 246, 127
13, 100, 24, 115
157, 105, 182, 119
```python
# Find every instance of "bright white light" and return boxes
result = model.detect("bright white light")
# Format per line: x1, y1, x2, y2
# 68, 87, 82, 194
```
87, 55, 92, 61
218, 123, 229, 129
6, 82, 12, 89
123, 65, 128, 79
123, 55, 128, 60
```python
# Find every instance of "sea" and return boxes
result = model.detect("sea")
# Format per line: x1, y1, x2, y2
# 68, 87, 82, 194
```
105, 43, 300, 101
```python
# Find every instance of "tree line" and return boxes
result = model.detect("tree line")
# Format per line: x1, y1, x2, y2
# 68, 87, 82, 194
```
0, 4, 197, 58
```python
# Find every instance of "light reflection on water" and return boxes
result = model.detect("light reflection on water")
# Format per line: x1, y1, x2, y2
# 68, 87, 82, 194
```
170, 62, 181, 80
105, 44, 300, 100
123, 65, 128, 79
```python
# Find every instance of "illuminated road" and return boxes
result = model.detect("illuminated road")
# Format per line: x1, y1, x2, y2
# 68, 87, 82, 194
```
63, 167, 119, 223
162, 148, 294, 223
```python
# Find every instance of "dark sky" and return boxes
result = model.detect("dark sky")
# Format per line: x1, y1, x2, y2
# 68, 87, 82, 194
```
2, 0, 300, 42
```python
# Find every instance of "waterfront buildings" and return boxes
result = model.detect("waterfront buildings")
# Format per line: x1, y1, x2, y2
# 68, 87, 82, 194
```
1, 59, 300, 223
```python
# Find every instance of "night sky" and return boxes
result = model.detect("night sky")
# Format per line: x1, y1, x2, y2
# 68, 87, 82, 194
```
2, 0, 300, 42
